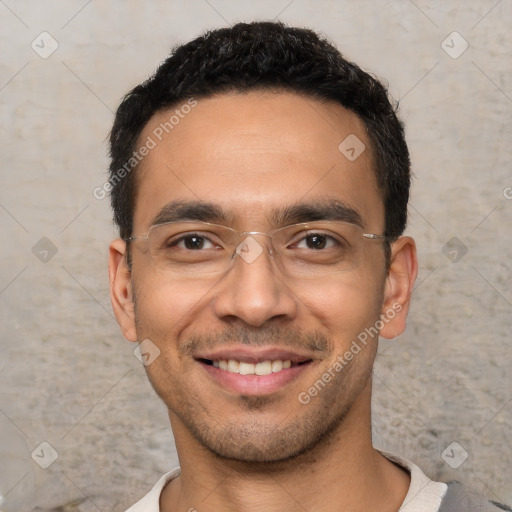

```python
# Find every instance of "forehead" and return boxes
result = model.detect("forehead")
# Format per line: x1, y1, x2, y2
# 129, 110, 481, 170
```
133, 90, 383, 231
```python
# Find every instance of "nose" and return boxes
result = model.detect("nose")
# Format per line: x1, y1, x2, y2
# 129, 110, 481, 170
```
212, 235, 298, 327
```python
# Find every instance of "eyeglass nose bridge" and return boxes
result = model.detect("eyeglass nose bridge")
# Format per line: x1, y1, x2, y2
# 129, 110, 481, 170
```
234, 231, 277, 265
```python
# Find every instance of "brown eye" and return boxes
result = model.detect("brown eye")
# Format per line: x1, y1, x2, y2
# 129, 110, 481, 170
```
183, 236, 206, 250
170, 234, 218, 250
295, 233, 337, 250
305, 234, 328, 250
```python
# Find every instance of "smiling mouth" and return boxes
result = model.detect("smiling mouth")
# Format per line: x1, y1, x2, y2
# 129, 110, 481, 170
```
199, 358, 313, 376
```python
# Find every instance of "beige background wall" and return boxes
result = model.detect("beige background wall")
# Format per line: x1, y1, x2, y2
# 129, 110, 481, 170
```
0, 1, 511, 510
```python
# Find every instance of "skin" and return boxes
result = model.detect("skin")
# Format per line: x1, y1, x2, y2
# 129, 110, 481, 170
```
109, 90, 418, 512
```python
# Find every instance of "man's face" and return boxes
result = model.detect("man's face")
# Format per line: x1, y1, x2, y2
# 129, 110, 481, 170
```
119, 91, 398, 462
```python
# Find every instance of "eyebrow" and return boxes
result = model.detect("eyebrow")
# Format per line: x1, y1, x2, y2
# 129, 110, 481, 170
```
150, 198, 364, 229
270, 199, 363, 228
151, 201, 231, 226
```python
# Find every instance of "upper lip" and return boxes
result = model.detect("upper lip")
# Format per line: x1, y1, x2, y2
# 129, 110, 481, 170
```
194, 346, 315, 364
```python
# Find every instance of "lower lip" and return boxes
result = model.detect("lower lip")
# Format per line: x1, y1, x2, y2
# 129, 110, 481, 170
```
198, 361, 312, 395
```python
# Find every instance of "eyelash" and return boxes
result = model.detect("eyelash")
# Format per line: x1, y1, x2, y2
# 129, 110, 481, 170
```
168, 232, 342, 250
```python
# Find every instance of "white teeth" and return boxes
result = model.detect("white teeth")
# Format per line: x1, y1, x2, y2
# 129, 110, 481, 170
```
227, 359, 239, 373
212, 359, 293, 374
255, 360, 272, 376
239, 362, 255, 375
271, 360, 283, 372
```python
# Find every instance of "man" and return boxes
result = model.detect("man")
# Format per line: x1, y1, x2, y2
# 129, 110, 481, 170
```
108, 21, 509, 512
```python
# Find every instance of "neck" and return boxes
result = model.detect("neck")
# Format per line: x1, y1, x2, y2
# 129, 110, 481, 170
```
161, 381, 410, 512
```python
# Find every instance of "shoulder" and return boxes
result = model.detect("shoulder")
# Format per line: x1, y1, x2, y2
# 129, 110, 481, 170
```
124, 468, 181, 512
378, 450, 511, 512
439, 481, 512, 512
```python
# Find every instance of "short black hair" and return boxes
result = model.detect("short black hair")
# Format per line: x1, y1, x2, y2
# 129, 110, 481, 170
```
109, 21, 410, 246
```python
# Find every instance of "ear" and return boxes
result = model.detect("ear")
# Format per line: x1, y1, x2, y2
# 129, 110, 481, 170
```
109, 238, 137, 342
379, 236, 418, 340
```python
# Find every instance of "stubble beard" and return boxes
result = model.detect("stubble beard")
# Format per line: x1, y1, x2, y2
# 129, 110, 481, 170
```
146, 339, 374, 467
133, 282, 382, 467
134, 276, 382, 470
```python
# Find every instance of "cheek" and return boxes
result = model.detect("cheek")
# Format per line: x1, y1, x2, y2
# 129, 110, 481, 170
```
132, 271, 216, 341
132, 274, 210, 398
295, 272, 384, 343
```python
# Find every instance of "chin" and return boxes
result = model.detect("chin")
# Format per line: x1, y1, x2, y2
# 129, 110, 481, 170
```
193, 407, 348, 466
